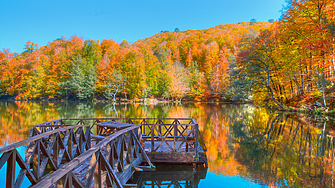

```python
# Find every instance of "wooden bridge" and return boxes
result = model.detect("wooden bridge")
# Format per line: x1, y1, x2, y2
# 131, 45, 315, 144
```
0, 118, 207, 188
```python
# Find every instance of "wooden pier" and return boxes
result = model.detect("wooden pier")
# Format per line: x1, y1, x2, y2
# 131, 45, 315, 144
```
0, 118, 207, 188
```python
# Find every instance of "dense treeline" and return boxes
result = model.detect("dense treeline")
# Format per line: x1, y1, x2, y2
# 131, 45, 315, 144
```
0, 22, 269, 101
2, 0, 335, 110
240, 0, 335, 110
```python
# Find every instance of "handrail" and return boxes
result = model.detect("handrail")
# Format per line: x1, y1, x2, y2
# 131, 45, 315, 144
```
0, 124, 90, 154
32, 124, 152, 188
0, 124, 91, 187
33, 118, 65, 126
32, 118, 206, 156
0, 117, 206, 187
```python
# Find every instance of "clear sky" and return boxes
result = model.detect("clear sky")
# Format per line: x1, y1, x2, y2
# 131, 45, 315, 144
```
0, 0, 287, 53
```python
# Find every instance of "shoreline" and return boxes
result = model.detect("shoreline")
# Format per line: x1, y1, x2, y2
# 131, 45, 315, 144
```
0, 96, 254, 104
4, 97, 334, 117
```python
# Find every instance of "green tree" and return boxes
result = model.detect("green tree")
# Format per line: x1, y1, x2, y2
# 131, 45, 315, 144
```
226, 56, 252, 101
66, 54, 97, 100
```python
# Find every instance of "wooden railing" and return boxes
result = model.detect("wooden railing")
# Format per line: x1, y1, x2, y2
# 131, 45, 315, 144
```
94, 118, 207, 163
34, 118, 207, 157
0, 124, 91, 188
0, 118, 206, 187
31, 124, 152, 188
140, 119, 199, 160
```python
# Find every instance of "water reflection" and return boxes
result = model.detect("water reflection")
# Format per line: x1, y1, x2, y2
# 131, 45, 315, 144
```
229, 111, 335, 187
0, 101, 334, 187
130, 165, 207, 188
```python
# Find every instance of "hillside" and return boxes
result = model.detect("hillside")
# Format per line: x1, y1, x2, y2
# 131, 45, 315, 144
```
0, 21, 270, 101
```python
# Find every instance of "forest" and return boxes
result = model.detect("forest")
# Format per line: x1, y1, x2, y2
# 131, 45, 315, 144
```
1, 0, 335, 111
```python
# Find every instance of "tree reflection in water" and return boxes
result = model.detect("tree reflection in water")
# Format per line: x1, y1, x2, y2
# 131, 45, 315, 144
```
0, 101, 334, 187
230, 109, 335, 187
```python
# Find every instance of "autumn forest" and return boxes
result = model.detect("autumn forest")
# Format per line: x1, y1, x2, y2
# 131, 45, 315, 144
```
1, 0, 335, 111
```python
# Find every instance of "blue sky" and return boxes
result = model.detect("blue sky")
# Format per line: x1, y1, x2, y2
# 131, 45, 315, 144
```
0, 0, 287, 53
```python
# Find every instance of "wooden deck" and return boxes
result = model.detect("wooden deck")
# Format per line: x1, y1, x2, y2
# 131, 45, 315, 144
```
0, 118, 207, 188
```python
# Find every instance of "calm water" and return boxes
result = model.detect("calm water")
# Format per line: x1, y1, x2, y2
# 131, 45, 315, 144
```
0, 101, 334, 187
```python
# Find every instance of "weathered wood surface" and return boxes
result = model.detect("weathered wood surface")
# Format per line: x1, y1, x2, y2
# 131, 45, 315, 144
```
96, 122, 134, 136
0, 125, 89, 154
145, 152, 207, 164
0, 125, 91, 188
96, 121, 133, 128
0, 118, 207, 188
31, 124, 152, 188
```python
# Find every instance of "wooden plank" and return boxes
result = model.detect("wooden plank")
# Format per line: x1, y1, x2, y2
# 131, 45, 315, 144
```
96, 121, 133, 129
40, 140, 57, 170
91, 134, 106, 141
15, 152, 37, 184
60, 118, 195, 121
122, 184, 137, 188
33, 119, 63, 127
0, 151, 12, 169
145, 152, 207, 164
133, 166, 156, 172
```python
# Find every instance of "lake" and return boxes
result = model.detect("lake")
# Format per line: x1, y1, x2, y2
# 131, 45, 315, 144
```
0, 101, 334, 187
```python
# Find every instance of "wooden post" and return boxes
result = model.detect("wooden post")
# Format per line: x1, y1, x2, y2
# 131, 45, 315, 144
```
174, 123, 177, 152
6, 150, 15, 188
53, 135, 59, 168
97, 125, 100, 136
87, 127, 91, 150
143, 123, 146, 136
32, 141, 40, 179
194, 124, 199, 162
151, 125, 154, 152
68, 132, 73, 160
